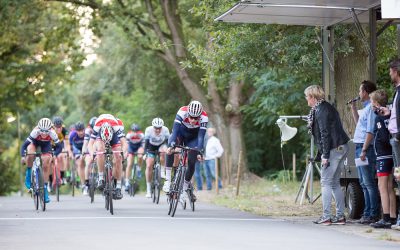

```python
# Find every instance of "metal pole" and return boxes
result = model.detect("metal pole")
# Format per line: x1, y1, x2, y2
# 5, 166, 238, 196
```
18, 111, 23, 197
322, 27, 335, 103
369, 8, 377, 83
309, 135, 314, 202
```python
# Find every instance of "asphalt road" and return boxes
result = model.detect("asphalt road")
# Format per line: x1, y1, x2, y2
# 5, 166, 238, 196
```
0, 193, 398, 250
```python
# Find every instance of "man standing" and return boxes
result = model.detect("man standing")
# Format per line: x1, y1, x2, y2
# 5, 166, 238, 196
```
386, 59, 400, 229
203, 127, 224, 190
351, 80, 379, 224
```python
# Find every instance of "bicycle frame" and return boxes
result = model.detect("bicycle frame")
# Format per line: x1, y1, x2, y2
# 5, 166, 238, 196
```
26, 152, 46, 212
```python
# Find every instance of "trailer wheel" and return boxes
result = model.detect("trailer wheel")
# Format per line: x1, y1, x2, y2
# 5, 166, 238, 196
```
346, 181, 364, 219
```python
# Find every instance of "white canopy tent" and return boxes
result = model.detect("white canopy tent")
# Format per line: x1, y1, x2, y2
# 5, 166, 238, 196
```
215, 0, 399, 103
215, 0, 381, 26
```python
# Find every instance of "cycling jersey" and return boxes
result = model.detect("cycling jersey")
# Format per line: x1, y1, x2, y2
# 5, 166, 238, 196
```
168, 106, 208, 150
144, 126, 170, 150
21, 127, 62, 156
69, 130, 85, 151
91, 114, 125, 140
56, 126, 68, 142
126, 130, 145, 146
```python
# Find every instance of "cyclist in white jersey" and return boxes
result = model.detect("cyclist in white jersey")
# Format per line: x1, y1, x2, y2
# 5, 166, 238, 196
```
143, 118, 170, 198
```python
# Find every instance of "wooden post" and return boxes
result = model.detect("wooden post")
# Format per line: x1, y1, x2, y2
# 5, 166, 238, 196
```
292, 153, 296, 181
215, 158, 219, 194
236, 151, 243, 196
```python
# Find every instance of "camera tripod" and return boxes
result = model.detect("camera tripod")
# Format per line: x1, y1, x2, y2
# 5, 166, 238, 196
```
295, 136, 321, 205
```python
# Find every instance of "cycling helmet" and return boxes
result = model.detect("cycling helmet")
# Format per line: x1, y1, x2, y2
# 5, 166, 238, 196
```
188, 100, 203, 117
130, 123, 140, 131
100, 122, 113, 143
75, 121, 85, 131
89, 116, 97, 129
151, 118, 164, 128
38, 118, 53, 131
52, 116, 63, 127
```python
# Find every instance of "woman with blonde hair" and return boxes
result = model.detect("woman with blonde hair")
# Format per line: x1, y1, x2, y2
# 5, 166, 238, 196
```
305, 85, 350, 225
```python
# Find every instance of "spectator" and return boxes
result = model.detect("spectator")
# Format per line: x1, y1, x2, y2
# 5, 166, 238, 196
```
350, 80, 379, 224
369, 90, 397, 228
382, 58, 400, 230
305, 85, 350, 225
203, 128, 224, 190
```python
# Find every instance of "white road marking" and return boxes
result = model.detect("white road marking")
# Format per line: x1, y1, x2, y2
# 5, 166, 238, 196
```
0, 216, 282, 222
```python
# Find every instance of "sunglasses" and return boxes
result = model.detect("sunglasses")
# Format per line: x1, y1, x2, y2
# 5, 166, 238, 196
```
39, 129, 50, 134
188, 116, 200, 120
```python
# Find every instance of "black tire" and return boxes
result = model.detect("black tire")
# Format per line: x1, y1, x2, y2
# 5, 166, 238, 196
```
109, 181, 114, 215
155, 185, 161, 204
55, 170, 60, 202
188, 188, 195, 212
32, 170, 39, 210
71, 167, 75, 197
38, 168, 46, 211
171, 170, 183, 217
89, 172, 96, 203
346, 181, 364, 219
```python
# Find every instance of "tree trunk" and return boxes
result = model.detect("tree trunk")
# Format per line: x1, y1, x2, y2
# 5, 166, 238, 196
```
335, 35, 369, 136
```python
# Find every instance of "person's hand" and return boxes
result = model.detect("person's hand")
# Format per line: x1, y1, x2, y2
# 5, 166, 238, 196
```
394, 167, 400, 181
360, 150, 367, 161
166, 147, 174, 155
379, 106, 390, 116
142, 154, 147, 161
21, 157, 26, 165
321, 158, 329, 167
197, 154, 203, 162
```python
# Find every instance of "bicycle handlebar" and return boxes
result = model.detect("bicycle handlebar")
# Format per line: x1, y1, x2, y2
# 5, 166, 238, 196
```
172, 145, 202, 154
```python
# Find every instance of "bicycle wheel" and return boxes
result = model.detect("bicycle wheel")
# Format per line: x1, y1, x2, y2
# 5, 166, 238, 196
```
105, 168, 110, 210
89, 172, 96, 203
71, 164, 75, 197
188, 188, 195, 212
32, 169, 39, 210
108, 176, 114, 215
171, 171, 183, 217
55, 166, 60, 202
38, 168, 46, 211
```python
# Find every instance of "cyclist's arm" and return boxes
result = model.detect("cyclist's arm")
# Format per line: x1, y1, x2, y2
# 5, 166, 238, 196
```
20, 139, 31, 156
168, 121, 181, 147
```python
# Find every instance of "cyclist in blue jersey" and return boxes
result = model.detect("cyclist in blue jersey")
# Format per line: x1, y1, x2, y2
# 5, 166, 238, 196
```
165, 101, 208, 202
68, 121, 86, 195
21, 118, 63, 203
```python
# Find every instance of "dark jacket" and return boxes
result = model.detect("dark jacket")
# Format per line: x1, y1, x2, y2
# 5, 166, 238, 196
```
312, 101, 350, 159
394, 86, 400, 140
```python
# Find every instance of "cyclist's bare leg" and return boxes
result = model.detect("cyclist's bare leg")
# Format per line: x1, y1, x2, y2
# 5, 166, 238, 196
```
137, 147, 144, 167
95, 140, 105, 179
26, 144, 36, 167
112, 144, 123, 180
76, 156, 85, 185
146, 157, 154, 182
125, 154, 133, 181
42, 154, 52, 183
84, 154, 92, 181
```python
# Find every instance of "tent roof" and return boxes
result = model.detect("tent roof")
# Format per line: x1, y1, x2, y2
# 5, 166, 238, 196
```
215, 0, 381, 27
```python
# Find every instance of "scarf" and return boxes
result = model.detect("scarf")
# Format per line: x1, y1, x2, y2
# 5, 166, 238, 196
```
307, 99, 325, 134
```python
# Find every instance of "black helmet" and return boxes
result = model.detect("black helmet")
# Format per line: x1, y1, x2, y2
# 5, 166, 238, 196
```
130, 123, 140, 131
53, 116, 63, 127
89, 116, 97, 129
75, 121, 85, 131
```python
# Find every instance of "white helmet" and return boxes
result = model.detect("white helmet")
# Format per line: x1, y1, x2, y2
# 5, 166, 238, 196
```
188, 100, 203, 117
38, 118, 53, 131
152, 118, 164, 128
100, 122, 114, 143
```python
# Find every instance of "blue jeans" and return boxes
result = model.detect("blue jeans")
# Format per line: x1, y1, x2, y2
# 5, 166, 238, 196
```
194, 161, 203, 190
355, 143, 378, 218
204, 159, 222, 190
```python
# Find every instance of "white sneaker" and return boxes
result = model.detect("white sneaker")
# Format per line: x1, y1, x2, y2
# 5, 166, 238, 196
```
145, 192, 152, 198
161, 167, 166, 179
163, 181, 171, 193
82, 186, 89, 196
